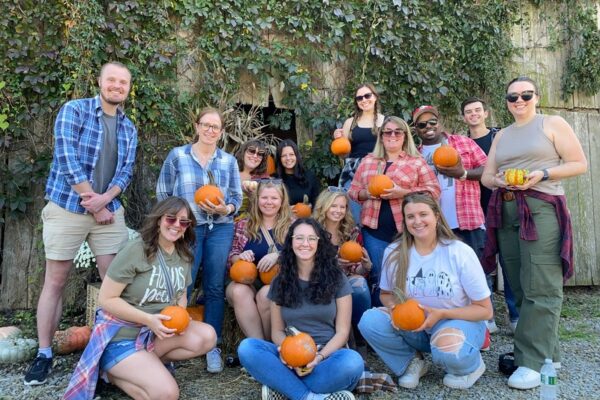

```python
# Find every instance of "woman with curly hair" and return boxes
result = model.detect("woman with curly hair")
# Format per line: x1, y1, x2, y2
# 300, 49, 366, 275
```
226, 179, 293, 340
332, 83, 386, 222
274, 139, 320, 207
238, 218, 363, 400
64, 197, 217, 399
313, 188, 371, 357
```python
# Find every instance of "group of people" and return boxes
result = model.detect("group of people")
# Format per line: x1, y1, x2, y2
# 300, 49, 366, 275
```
23, 61, 587, 400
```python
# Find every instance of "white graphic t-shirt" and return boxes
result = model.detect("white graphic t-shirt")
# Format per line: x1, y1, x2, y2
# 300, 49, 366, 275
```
421, 144, 459, 229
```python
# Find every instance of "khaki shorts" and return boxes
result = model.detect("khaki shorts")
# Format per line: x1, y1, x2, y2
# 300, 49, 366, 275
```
42, 201, 128, 260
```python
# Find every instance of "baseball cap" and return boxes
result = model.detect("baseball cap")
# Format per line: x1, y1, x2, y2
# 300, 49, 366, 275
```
412, 105, 439, 123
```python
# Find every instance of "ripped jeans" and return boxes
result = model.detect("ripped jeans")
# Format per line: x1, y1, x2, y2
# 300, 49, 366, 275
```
348, 276, 371, 326
359, 308, 485, 377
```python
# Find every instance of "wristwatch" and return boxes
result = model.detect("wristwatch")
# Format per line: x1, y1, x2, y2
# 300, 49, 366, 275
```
541, 169, 549, 181
459, 169, 468, 181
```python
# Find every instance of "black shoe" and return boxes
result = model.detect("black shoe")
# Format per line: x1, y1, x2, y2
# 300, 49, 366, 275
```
164, 361, 176, 376
24, 354, 52, 385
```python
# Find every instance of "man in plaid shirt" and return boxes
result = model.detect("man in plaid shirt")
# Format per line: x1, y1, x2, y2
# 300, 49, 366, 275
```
24, 62, 137, 386
413, 105, 487, 258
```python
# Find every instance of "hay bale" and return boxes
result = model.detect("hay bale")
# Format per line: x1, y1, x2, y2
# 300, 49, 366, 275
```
221, 305, 246, 355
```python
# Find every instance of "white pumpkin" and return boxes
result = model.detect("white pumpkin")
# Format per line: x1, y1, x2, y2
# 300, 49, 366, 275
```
0, 337, 37, 364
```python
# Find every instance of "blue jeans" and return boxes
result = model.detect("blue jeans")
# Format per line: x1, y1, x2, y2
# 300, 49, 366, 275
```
191, 223, 234, 340
342, 179, 362, 225
238, 338, 363, 400
348, 276, 371, 326
359, 308, 485, 377
361, 229, 392, 308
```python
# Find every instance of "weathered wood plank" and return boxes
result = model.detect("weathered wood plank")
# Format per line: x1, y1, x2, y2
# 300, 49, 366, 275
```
588, 113, 600, 285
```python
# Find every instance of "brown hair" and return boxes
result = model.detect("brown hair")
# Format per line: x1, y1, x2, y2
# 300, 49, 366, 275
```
349, 83, 381, 139
235, 139, 268, 176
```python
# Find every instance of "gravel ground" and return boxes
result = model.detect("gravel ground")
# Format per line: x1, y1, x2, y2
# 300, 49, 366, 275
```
1, 287, 599, 400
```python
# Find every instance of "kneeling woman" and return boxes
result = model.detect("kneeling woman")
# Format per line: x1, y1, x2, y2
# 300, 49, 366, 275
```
359, 193, 492, 390
226, 179, 292, 340
238, 219, 364, 400
64, 197, 216, 400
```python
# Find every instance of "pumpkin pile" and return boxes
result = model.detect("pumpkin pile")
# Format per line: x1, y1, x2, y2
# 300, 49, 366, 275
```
194, 171, 224, 206
160, 305, 190, 334
339, 241, 363, 263
230, 260, 258, 284
330, 137, 351, 156
432, 145, 460, 167
391, 290, 426, 331
292, 194, 312, 218
504, 168, 529, 186
0, 334, 37, 364
53, 326, 92, 355
259, 264, 279, 285
280, 326, 317, 368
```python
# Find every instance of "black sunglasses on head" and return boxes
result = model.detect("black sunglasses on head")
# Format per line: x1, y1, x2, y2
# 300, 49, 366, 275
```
505, 90, 535, 103
355, 93, 374, 102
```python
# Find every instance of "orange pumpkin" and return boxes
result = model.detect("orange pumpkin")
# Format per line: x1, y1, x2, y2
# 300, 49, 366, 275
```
230, 260, 258, 284
259, 264, 279, 285
330, 137, 351, 156
504, 168, 529, 186
339, 241, 363, 263
53, 326, 91, 355
187, 305, 205, 322
391, 299, 426, 331
432, 145, 459, 167
266, 155, 277, 175
160, 305, 190, 334
368, 175, 394, 197
194, 170, 224, 205
292, 194, 312, 218
280, 327, 317, 368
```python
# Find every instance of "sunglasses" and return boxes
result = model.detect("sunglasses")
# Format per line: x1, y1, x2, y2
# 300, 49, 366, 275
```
164, 215, 192, 229
254, 178, 283, 185
505, 90, 535, 103
381, 129, 405, 137
327, 186, 346, 193
355, 92, 374, 102
246, 147, 266, 157
416, 119, 438, 129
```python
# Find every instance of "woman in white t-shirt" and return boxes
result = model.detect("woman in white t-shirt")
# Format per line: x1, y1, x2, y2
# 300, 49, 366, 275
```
358, 193, 492, 390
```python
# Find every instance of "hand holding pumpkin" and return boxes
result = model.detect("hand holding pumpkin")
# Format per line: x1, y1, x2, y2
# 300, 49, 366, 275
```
237, 250, 255, 263
379, 183, 410, 200
198, 196, 229, 216
256, 252, 279, 272
435, 156, 465, 179
147, 312, 178, 340
412, 304, 445, 332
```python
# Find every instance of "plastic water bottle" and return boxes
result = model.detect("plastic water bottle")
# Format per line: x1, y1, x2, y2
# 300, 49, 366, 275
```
540, 358, 558, 400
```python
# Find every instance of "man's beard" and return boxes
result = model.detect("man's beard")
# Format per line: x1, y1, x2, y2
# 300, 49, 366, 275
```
101, 92, 124, 106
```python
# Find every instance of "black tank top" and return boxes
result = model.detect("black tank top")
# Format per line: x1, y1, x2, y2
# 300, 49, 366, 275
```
349, 126, 377, 158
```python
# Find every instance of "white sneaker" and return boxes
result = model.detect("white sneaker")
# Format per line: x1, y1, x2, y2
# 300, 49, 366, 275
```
443, 353, 486, 389
507, 366, 540, 389
398, 356, 428, 389
485, 320, 499, 334
206, 347, 223, 373
509, 320, 518, 334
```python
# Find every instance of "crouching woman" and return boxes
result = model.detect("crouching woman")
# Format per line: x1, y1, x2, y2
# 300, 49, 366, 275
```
64, 197, 216, 400
359, 193, 492, 390
238, 218, 363, 400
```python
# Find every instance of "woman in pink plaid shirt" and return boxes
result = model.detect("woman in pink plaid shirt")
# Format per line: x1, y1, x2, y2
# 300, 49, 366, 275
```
348, 116, 440, 307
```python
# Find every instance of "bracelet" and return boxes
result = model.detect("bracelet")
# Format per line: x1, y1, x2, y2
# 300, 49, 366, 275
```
458, 169, 468, 181
316, 352, 325, 361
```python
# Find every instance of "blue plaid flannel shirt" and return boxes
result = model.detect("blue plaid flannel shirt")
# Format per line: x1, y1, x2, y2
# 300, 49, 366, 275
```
156, 144, 242, 226
45, 96, 138, 214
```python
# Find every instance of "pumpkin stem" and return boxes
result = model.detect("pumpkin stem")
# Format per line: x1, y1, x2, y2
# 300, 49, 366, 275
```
392, 287, 407, 304
207, 170, 216, 185
284, 326, 301, 337
302, 194, 309, 206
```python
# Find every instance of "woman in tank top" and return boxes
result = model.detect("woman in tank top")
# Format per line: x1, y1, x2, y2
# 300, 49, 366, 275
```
333, 83, 386, 222
481, 76, 587, 391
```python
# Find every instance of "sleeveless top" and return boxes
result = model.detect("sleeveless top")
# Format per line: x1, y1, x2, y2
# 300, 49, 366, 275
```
495, 115, 563, 195
349, 125, 377, 158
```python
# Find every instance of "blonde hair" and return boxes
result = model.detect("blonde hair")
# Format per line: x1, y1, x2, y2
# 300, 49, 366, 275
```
246, 181, 293, 244
372, 116, 420, 159
384, 193, 457, 292
313, 189, 355, 244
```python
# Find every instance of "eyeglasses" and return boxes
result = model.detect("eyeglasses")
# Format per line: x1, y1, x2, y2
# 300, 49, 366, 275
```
327, 186, 346, 193
198, 122, 222, 132
505, 90, 535, 103
381, 129, 405, 137
292, 235, 319, 244
355, 92, 374, 102
164, 215, 192, 229
246, 147, 266, 157
416, 119, 438, 129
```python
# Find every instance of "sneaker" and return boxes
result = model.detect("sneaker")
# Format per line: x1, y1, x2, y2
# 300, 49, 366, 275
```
507, 366, 540, 389
206, 347, 223, 373
480, 328, 491, 352
164, 361, 176, 376
398, 356, 428, 389
485, 320, 499, 334
24, 354, 52, 385
325, 390, 355, 399
261, 385, 286, 400
509, 319, 518, 334
443, 353, 486, 389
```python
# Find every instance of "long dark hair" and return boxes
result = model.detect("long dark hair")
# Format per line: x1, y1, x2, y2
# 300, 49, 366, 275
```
275, 139, 307, 185
139, 197, 196, 263
350, 83, 381, 138
271, 218, 344, 308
